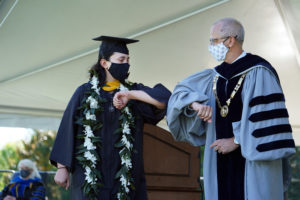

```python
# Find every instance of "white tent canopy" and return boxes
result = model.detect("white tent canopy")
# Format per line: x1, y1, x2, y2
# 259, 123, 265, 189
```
0, 0, 299, 143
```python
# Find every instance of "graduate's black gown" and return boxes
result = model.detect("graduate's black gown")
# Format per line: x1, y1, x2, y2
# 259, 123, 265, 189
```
50, 82, 171, 200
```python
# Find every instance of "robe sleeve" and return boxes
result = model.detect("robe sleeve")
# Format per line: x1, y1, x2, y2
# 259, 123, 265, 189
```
166, 69, 214, 146
133, 83, 171, 125
49, 84, 86, 170
233, 66, 295, 161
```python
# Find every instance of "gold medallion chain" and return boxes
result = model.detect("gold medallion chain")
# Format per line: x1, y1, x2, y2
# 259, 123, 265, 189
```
212, 73, 247, 117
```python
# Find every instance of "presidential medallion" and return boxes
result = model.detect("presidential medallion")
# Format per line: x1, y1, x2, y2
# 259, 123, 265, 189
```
220, 105, 229, 117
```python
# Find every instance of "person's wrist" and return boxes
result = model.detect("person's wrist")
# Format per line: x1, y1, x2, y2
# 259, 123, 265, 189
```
190, 102, 199, 110
57, 166, 68, 172
125, 90, 133, 100
57, 163, 65, 167
233, 137, 240, 145
57, 163, 68, 170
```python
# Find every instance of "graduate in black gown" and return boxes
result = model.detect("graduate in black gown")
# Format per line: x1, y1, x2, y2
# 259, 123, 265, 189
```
50, 36, 171, 200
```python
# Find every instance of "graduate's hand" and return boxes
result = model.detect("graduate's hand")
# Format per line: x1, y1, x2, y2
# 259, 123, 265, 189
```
54, 167, 70, 190
191, 102, 212, 123
209, 137, 239, 154
113, 91, 129, 109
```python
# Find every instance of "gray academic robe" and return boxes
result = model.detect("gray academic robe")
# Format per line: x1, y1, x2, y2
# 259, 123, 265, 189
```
166, 65, 295, 200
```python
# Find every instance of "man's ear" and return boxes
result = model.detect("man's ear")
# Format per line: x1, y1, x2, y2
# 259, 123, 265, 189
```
228, 36, 236, 48
100, 59, 108, 69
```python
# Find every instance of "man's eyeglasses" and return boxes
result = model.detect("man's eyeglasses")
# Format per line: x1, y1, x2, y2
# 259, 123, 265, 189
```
209, 35, 237, 45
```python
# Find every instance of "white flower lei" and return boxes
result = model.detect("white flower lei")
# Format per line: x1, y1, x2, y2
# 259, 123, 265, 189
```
77, 75, 135, 199
79, 77, 101, 195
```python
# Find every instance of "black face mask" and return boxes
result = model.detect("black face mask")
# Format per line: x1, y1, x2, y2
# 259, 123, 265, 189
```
20, 169, 31, 178
108, 62, 130, 81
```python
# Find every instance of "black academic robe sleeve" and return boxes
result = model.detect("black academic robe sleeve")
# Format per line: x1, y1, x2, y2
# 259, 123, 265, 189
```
133, 83, 171, 125
49, 84, 86, 170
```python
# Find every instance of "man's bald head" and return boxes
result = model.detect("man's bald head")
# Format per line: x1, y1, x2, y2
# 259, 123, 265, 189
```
211, 18, 245, 45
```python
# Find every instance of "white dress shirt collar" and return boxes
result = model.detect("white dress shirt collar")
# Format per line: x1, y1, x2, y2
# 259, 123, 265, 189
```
232, 50, 247, 63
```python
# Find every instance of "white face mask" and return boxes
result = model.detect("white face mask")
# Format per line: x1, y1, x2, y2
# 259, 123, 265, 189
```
208, 42, 229, 62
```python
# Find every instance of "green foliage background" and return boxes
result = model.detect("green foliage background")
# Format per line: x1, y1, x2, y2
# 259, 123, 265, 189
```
287, 146, 300, 200
0, 130, 70, 200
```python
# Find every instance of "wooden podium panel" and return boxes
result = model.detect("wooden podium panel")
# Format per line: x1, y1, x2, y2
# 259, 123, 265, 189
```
143, 124, 202, 200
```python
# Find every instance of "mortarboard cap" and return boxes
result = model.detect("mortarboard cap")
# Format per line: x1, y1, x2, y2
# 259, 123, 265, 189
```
93, 35, 139, 60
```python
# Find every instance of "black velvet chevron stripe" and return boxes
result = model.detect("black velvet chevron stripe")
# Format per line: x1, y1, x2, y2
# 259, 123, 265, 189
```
249, 109, 289, 122
256, 139, 295, 152
252, 124, 292, 138
249, 93, 285, 107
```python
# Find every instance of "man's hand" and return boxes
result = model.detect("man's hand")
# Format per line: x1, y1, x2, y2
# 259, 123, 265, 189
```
54, 167, 70, 190
113, 91, 130, 110
190, 102, 212, 123
209, 137, 239, 154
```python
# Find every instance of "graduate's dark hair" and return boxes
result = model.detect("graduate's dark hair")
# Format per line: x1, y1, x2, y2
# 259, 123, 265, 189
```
89, 49, 114, 86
